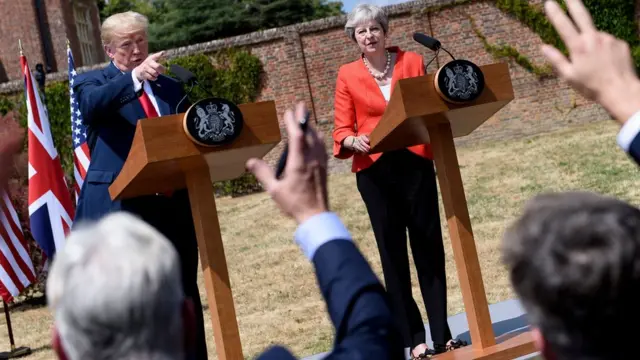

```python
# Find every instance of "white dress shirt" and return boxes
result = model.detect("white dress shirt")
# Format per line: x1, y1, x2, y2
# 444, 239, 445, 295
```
294, 212, 352, 260
379, 83, 391, 102
132, 72, 162, 116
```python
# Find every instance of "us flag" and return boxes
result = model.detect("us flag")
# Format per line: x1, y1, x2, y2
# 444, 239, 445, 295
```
22, 48, 75, 260
68, 45, 91, 202
0, 192, 36, 303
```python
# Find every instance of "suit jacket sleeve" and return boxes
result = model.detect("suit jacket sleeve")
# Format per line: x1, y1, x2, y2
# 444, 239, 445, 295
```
73, 70, 138, 126
332, 66, 357, 160
616, 110, 640, 165
313, 240, 403, 360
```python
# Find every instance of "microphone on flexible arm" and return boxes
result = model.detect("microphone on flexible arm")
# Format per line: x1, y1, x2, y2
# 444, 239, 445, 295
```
170, 64, 216, 113
412, 32, 456, 72
411, 32, 486, 104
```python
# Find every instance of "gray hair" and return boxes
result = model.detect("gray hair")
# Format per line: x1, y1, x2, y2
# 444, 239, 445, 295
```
344, 4, 389, 42
47, 212, 185, 360
502, 191, 640, 359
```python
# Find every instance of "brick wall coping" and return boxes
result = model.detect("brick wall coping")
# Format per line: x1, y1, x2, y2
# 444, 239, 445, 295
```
0, 0, 451, 95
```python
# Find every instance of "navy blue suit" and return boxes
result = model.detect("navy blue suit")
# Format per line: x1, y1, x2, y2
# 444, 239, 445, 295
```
628, 136, 640, 164
257, 240, 403, 360
72, 62, 208, 359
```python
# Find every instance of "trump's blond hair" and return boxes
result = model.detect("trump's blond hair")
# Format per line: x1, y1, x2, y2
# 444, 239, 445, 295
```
100, 11, 149, 46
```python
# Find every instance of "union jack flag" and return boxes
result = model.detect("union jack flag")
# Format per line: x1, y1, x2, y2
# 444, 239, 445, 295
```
22, 52, 75, 260
68, 45, 91, 202
0, 192, 36, 303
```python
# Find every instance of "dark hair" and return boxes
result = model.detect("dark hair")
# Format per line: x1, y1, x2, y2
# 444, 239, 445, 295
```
502, 191, 640, 359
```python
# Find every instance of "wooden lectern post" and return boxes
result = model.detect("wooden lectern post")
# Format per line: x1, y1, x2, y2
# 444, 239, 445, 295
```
108, 101, 281, 360
369, 63, 537, 359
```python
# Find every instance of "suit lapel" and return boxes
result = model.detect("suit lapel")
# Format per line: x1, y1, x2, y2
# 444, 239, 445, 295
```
106, 62, 155, 123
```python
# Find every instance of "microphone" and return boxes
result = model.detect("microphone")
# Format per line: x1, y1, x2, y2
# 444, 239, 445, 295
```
170, 64, 215, 113
412, 33, 441, 51
170, 64, 196, 84
412, 32, 456, 70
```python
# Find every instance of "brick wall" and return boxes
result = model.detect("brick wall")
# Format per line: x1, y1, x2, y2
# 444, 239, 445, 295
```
0, 0, 45, 80
0, 0, 626, 174
0, 0, 103, 79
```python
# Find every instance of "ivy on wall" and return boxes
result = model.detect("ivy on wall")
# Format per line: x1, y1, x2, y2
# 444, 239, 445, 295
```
0, 48, 265, 198
467, 14, 554, 78
426, 0, 640, 77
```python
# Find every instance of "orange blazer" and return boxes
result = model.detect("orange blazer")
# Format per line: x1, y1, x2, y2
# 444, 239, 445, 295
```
332, 47, 433, 173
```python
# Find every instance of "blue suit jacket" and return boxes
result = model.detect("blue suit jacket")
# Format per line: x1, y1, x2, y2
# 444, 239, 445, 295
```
72, 62, 192, 225
257, 240, 404, 360
628, 134, 640, 165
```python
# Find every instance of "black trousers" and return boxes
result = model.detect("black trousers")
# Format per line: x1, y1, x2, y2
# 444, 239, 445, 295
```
123, 190, 208, 359
356, 149, 452, 349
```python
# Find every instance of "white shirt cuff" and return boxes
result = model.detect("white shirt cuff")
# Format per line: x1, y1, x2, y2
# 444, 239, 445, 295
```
616, 110, 640, 152
132, 71, 143, 92
294, 212, 352, 260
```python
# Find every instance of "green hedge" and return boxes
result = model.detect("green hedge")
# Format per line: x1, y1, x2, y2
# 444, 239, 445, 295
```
1, 49, 265, 197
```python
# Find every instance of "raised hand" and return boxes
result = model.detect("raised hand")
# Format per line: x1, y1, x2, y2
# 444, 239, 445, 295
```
246, 102, 329, 224
541, 0, 640, 123
133, 51, 166, 82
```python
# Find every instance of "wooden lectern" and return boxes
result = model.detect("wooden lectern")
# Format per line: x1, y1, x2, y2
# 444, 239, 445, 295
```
369, 62, 537, 360
108, 100, 281, 360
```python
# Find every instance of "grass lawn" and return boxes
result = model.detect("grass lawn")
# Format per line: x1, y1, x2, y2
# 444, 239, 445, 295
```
0, 119, 637, 359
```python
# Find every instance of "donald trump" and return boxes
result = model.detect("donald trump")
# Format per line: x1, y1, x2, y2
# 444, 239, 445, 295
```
72, 11, 207, 359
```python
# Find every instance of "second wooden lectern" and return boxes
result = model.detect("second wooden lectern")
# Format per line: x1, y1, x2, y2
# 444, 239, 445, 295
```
369, 62, 537, 360
108, 100, 281, 360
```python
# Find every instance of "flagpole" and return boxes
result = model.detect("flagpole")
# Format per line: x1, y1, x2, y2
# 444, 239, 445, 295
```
2, 300, 15, 351
0, 301, 31, 359
0, 41, 33, 360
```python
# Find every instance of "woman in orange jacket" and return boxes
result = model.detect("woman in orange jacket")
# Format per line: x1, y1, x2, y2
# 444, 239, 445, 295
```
332, 4, 467, 358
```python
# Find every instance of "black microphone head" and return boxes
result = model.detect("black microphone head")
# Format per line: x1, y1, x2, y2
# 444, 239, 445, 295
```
413, 32, 441, 51
170, 64, 196, 83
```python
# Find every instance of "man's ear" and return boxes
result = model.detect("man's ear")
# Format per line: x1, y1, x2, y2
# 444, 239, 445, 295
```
52, 327, 68, 360
532, 326, 555, 360
182, 297, 196, 355
104, 44, 115, 60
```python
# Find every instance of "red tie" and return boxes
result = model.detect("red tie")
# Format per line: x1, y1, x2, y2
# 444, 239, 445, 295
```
138, 90, 172, 197
138, 90, 159, 118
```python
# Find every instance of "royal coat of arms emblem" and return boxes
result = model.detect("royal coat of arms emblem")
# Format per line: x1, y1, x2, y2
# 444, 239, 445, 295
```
183, 98, 244, 147
434, 59, 485, 103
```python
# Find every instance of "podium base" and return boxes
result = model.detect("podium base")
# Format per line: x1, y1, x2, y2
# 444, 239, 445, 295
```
433, 331, 536, 360
0, 346, 31, 359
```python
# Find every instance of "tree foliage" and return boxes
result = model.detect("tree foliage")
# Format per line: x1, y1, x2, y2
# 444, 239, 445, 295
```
99, 0, 344, 51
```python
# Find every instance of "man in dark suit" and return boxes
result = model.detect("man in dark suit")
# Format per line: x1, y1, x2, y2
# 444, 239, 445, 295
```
247, 102, 404, 360
541, 0, 640, 164
71, 11, 207, 359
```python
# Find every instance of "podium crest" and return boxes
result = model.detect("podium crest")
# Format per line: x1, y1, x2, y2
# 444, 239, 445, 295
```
434, 59, 485, 104
183, 98, 244, 147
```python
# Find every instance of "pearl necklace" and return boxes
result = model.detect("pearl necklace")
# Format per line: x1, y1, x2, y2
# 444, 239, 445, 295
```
363, 50, 391, 81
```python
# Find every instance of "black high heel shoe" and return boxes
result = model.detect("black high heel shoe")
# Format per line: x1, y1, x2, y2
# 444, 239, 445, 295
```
433, 338, 468, 354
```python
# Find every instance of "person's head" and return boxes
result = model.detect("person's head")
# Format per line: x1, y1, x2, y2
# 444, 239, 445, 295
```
344, 4, 389, 56
101, 11, 149, 72
502, 191, 640, 360
47, 212, 195, 360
